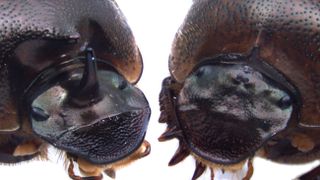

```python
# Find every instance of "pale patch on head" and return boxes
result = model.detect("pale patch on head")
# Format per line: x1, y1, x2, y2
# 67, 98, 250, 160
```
179, 104, 199, 111
210, 95, 248, 121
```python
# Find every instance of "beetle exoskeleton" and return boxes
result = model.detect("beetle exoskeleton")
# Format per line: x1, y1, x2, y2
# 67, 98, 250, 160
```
0, 0, 150, 179
159, 0, 320, 179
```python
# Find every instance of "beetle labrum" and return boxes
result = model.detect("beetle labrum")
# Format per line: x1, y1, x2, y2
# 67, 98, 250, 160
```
159, 0, 320, 179
0, 0, 150, 179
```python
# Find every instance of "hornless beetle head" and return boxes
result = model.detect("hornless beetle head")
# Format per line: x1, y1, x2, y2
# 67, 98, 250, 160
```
160, 0, 320, 179
177, 50, 294, 164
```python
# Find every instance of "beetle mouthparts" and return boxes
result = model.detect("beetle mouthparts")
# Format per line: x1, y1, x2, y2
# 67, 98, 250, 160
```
67, 140, 151, 179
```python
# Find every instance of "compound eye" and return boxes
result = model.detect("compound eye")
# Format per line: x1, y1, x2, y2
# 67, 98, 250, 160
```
278, 95, 292, 109
31, 107, 49, 122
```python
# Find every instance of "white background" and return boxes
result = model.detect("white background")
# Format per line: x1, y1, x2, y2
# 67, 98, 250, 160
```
0, 0, 319, 179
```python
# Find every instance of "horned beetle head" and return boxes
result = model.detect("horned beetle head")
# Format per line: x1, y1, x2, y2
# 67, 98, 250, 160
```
0, 0, 151, 179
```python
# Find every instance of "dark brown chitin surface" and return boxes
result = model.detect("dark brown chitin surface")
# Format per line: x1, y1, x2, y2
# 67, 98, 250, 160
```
170, 0, 320, 127
177, 109, 261, 164
0, 0, 142, 83
0, 0, 142, 131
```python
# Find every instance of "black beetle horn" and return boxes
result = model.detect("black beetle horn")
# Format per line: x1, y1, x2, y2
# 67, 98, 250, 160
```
79, 48, 99, 95
70, 47, 101, 106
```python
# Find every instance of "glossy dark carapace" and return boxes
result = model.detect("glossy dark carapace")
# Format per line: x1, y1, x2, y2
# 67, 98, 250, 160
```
159, 0, 320, 179
0, 0, 150, 179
